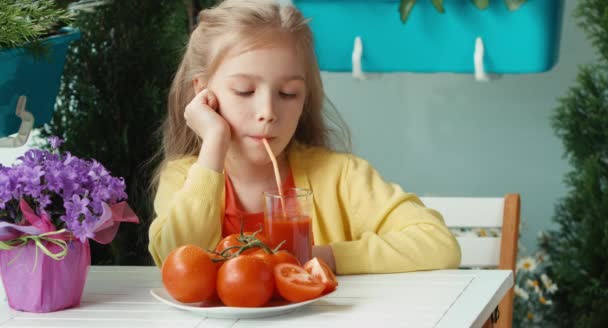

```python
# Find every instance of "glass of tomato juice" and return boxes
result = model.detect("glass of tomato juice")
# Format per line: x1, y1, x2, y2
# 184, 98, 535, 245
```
263, 188, 313, 265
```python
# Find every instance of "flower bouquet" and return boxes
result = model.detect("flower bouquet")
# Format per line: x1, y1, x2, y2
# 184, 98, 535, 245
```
513, 231, 558, 327
0, 137, 138, 313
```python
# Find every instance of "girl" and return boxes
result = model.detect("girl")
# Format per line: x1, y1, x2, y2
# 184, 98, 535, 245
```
148, 0, 461, 274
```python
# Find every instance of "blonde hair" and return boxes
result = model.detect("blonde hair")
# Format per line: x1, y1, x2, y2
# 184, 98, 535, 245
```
151, 0, 350, 190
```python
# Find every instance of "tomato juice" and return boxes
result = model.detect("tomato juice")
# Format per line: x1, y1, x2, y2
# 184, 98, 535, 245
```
264, 215, 312, 265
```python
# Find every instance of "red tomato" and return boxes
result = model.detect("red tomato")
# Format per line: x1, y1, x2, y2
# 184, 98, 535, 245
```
252, 249, 300, 269
303, 257, 338, 294
252, 250, 301, 299
161, 245, 217, 303
272, 250, 301, 267
215, 233, 271, 256
205, 250, 226, 300
274, 263, 325, 303
217, 255, 274, 307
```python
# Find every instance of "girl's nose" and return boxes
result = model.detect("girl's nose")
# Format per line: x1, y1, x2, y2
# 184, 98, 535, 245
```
256, 96, 277, 123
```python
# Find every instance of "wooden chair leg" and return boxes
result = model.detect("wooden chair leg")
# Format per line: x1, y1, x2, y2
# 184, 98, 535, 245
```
496, 193, 520, 328
495, 289, 514, 328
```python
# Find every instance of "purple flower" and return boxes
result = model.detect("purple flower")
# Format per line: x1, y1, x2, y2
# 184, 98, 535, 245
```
0, 167, 10, 210
43, 161, 63, 193
49, 136, 64, 149
88, 160, 109, 180
59, 166, 80, 197
0, 136, 128, 241
19, 165, 44, 182
69, 222, 95, 243
37, 194, 52, 211
64, 194, 90, 218
17, 149, 45, 167
17, 165, 44, 197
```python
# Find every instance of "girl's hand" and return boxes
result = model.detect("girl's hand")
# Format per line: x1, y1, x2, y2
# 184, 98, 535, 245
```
184, 89, 230, 146
185, 89, 230, 172
312, 245, 337, 273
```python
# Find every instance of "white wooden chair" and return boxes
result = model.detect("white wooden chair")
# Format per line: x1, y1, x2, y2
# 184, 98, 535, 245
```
421, 194, 521, 328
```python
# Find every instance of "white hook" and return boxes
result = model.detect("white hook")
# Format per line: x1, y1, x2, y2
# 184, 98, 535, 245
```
275, 0, 293, 7
474, 37, 489, 82
0, 96, 35, 148
352, 36, 366, 80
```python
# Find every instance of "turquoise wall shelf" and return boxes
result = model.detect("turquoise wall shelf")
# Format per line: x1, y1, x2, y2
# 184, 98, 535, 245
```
294, 0, 565, 74
0, 28, 80, 138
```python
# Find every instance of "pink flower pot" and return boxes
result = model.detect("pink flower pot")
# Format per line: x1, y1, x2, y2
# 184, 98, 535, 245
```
0, 239, 90, 313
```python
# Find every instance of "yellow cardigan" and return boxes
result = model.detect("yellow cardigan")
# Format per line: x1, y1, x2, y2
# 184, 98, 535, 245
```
148, 143, 461, 274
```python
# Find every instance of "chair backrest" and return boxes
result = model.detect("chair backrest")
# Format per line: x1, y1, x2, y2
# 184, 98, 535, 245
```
420, 194, 521, 328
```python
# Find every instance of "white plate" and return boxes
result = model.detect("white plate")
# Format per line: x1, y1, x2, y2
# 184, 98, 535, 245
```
150, 288, 331, 319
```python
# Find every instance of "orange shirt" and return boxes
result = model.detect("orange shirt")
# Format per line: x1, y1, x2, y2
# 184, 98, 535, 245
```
222, 169, 295, 237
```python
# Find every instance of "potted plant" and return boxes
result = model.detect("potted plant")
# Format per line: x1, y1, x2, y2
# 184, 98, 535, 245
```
398, 0, 528, 23
293, 0, 565, 74
0, 136, 139, 313
0, 0, 80, 141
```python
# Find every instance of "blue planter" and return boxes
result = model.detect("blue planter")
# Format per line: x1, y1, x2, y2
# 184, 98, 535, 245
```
0, 28, 80, 138
293, 0, 565, 73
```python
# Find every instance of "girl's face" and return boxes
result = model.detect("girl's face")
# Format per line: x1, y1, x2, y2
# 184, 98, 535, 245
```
204, 43, 306, 166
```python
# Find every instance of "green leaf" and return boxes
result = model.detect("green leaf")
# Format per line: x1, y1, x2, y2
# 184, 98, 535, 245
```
432, 0, 445, 13
0, 0, 74, 49
504, 0, 526, 11
471, 0, 490, 10
399, 0, 416, 23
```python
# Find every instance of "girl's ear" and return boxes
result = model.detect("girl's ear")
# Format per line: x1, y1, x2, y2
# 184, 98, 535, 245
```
192, 76, 206, 94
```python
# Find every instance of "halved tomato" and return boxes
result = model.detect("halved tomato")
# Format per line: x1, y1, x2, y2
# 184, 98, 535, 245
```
303, 257, 338, 294
273, 263, 325, 303
252, 250, 301, 299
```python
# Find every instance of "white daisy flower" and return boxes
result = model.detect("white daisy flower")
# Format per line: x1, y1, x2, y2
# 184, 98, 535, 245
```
546, 283, 558, 294
517, 256, 537, 272
526, 279, 541, 293
514, 285, 529, 300
541, 274, 558, 294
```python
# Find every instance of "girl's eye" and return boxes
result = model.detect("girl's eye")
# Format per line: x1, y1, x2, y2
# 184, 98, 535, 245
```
279, 92, 297, 98
234, 90, 254, 97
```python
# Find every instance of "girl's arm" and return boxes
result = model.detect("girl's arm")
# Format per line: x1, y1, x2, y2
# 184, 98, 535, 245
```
148, 89, 230, 266
331, 156, 462, 275
148, 157, 224, 267
312, 245, 336, 272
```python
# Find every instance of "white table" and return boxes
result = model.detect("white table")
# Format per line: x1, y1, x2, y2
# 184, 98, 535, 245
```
0, 266, 512, 328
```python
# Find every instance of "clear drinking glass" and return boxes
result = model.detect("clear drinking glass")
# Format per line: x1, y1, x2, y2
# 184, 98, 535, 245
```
263, 188, 313, 265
